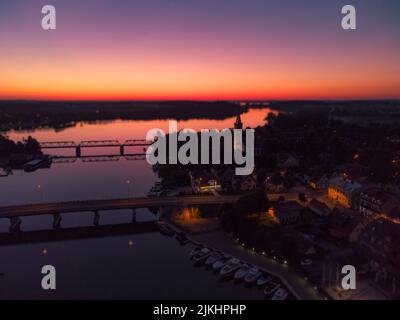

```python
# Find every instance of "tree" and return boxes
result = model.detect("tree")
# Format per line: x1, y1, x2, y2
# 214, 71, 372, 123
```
236, 189, 269, 217
369, 153, 395, 184
298, 193, 307, 203
23, 136, 42, 154
271, 172, 283, 186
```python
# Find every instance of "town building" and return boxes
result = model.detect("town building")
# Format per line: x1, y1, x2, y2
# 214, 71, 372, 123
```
358, 219, 400, 298
234, 114, 243, 130
328, 209, 362, 242
190, 170, 222, 194
306, 174, 329, 190
272, 201, 304, 225
359, 187, 398, 217
277, 153, 300, 169
328, 176, 362, 209
239, 175, 257, 191
308, 198, 331, 217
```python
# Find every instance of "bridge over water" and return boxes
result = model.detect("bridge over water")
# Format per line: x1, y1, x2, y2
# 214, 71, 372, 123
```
40, 139, 152, 157
0, 221, 158, 246
0, 195, 240, 233
51, 154, 146, 164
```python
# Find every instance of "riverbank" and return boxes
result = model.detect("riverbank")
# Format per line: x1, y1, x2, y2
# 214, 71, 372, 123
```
193, 231, 322, 300
166, 214, 323, 300
0, 100, 244, 132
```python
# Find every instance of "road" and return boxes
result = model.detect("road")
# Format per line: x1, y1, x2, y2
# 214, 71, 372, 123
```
0, 195, 240, 218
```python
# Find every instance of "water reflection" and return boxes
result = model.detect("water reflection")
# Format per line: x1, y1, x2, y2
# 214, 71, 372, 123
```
0, 108, 272, 299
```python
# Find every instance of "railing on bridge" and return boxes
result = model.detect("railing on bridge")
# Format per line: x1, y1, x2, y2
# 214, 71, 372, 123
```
80, 140, 121, 147
124, 139, 153, 146
51, 154, 146, 163
40, 139, 152, 158
40, 139, 153, 149
40, 141, 77, 148
81, 155, 121, 162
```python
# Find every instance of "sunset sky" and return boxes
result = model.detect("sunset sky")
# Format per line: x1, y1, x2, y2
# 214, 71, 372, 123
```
0, 0, 399, 100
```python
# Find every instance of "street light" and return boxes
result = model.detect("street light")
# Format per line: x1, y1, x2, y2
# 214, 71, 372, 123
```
37, 184, 44, 202
126, 179, 132, 198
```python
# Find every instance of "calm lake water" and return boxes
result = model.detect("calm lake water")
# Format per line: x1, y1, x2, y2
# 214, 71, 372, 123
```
0, 108, 274, 299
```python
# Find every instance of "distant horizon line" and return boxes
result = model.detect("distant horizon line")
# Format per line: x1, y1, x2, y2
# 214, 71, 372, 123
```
1, 98, 399, 103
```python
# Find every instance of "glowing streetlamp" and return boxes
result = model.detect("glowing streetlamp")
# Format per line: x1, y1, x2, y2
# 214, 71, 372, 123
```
126, 180, 131, 197
37, 184, 44, 202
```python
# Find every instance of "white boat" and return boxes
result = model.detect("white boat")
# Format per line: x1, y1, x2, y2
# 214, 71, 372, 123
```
263, 280, 281, 297
212, 256, 231, 271
219, 258, 242, 278
189, 246, 202, 259
147, 186, 163, 197
257, 272, 272, 287
244, 267, 262, 284
271, 288, 289, 300
23, 157, 51, 172
234, 264, 251, 281
175, 232, 190, 245
257, 274, 272, 287
193, 248, 212, 263
156, 221, 175, 236
204, 252, 224, 267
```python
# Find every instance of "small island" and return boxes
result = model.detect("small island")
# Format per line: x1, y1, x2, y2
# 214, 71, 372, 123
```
0, 135, 46, 174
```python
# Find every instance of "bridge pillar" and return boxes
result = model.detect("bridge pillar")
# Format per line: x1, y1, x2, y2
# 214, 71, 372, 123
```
53, 213, 62, 229
132, 208, 137, 222
76, 146, 81, 157
93, 211, 100, 226
9, 217, 22, 233
120, 145, 125, 156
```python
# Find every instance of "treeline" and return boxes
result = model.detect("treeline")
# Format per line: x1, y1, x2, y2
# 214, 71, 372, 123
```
0, 100, 244, 132
269, 100, 400, 118
0, 135, 42, 156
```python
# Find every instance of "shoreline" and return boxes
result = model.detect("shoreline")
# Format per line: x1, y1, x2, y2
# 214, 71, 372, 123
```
166, 215, 323, 300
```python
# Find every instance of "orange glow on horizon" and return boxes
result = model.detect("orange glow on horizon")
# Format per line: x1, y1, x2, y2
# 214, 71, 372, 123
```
1, 1, 400, 101
1, 44, 399, 101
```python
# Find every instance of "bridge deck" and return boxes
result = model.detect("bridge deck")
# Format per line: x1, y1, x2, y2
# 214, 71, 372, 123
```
0, 221, 157, 246
40, 140, 152, 149
0, 196, 239, 218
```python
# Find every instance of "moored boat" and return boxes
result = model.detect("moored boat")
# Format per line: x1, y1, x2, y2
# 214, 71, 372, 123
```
189, 246, 203, 259
234, 264, 251, 281
204, 251, 224, 267
175, 232, 190, 245
23, 157, 51, 172
271, 288, 289, 300
257, 273, 272, 288
263, 280, 281, 298
212, 256, 231, 271
156, 221, 175, 236
219, 258, 241, 278
244, 267, 262, 285
193, 248, 212, 264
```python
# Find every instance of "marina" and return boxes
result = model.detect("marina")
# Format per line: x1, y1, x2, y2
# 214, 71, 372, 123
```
155, 219, 295, 300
